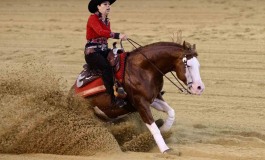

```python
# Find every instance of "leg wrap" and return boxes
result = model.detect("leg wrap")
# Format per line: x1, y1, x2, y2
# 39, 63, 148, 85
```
146, 122, 169, 153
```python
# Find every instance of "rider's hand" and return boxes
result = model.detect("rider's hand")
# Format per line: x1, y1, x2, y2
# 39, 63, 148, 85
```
119, 34, 127, 41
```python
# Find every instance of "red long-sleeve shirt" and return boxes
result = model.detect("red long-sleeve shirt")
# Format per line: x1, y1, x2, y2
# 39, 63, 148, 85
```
86, 13, 119, 43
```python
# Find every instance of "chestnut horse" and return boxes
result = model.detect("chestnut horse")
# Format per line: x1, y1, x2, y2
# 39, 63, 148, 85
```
71, 41, 205, 153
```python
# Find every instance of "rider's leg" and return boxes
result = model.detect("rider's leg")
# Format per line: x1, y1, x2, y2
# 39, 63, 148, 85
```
85, 52, 125, 107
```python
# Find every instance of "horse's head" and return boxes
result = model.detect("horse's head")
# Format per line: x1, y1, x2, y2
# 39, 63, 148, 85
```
175, 41, 205, 95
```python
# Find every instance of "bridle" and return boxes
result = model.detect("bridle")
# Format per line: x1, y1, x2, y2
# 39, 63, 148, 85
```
123, 38, 194, 94
182, 55, 194, 89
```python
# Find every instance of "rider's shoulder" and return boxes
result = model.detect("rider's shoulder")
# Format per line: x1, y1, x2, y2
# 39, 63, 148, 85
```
89, 13, 97, 18
88, 13, 100, 21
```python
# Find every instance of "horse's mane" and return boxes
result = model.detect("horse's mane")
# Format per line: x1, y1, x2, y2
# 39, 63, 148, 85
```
146, 42, 184, 48
129, 42, 182, 53
128, 41, 197, 57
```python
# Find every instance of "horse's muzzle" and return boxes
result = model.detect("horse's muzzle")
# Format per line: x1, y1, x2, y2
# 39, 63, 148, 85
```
188, 82, 205, 95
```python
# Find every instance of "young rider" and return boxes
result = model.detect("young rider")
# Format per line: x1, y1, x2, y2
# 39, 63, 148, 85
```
85, 0, 127, 108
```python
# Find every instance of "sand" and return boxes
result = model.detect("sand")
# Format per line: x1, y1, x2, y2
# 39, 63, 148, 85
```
0, 0, 265, 159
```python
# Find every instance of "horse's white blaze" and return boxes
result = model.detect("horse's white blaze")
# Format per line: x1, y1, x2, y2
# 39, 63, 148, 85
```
146, 122, 170, 153
151, 98, 175, 132
186, 57, 205, 95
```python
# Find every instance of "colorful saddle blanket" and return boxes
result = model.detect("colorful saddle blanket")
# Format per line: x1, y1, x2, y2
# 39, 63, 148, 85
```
74, 52, 127, 97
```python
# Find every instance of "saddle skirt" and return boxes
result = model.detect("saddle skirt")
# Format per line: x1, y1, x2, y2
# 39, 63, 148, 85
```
74, 52, 127, 97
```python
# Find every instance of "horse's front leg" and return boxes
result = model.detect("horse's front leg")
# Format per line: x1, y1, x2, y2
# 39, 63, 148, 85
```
151, 98, 175, 132
134, 97, 170, 153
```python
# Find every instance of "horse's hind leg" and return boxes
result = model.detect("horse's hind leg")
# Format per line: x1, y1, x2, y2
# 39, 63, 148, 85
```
151, 98, 175, 132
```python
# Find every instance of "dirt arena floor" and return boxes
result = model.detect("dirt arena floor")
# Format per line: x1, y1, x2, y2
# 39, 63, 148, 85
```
0, 0, 265, 159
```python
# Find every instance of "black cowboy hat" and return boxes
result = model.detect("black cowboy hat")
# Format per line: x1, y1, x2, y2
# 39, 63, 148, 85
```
88, 0, 116, 13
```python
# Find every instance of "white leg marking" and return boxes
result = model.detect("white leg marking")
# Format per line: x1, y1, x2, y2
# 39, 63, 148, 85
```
146, 122, 170, 153
151, 98, 175, 132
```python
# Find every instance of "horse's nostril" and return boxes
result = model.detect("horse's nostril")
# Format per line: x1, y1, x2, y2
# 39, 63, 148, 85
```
197, 86, 201, 90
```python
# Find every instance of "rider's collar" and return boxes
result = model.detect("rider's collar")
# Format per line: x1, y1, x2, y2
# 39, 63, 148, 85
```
94, 11, 109, 25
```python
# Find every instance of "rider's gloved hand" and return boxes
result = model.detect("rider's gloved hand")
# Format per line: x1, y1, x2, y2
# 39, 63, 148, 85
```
119, 34, 127, 41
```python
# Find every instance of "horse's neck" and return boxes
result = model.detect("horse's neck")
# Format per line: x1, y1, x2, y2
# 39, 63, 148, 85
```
135, 44, 181, 74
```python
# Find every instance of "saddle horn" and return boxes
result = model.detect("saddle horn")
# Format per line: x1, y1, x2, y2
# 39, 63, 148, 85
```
113, 42, 117, 49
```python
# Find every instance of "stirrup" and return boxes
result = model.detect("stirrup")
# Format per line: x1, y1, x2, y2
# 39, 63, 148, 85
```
114, 86, 127, 99
113, 98, 127, 108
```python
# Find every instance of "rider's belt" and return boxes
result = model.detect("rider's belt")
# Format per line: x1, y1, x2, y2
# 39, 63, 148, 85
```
86, 44, 108, 51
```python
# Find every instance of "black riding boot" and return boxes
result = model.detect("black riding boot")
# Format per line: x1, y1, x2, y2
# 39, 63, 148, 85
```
102, 65, 126, 108
85, 50, 126, 108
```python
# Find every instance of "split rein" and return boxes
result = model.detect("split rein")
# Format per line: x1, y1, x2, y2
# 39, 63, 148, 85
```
123, 38, 191, 94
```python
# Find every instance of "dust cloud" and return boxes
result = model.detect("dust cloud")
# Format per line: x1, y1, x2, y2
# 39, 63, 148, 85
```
0, 60, 160, 156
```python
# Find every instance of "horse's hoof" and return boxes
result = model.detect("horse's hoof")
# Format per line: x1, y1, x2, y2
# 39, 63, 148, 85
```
163, 148, 181, 156
155, 119, 164, 128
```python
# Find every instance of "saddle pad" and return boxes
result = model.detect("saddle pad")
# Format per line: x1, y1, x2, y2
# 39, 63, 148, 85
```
74, 52, 127, 98
74, 78, 106, 97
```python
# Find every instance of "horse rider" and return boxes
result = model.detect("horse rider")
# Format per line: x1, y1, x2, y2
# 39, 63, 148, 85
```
85, 0, 127, 108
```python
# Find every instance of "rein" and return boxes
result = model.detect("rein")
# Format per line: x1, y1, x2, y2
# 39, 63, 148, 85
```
125, 38, 191, 94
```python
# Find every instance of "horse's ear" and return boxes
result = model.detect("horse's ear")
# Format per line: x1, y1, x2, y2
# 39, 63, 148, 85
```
183, 41, 186, 49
